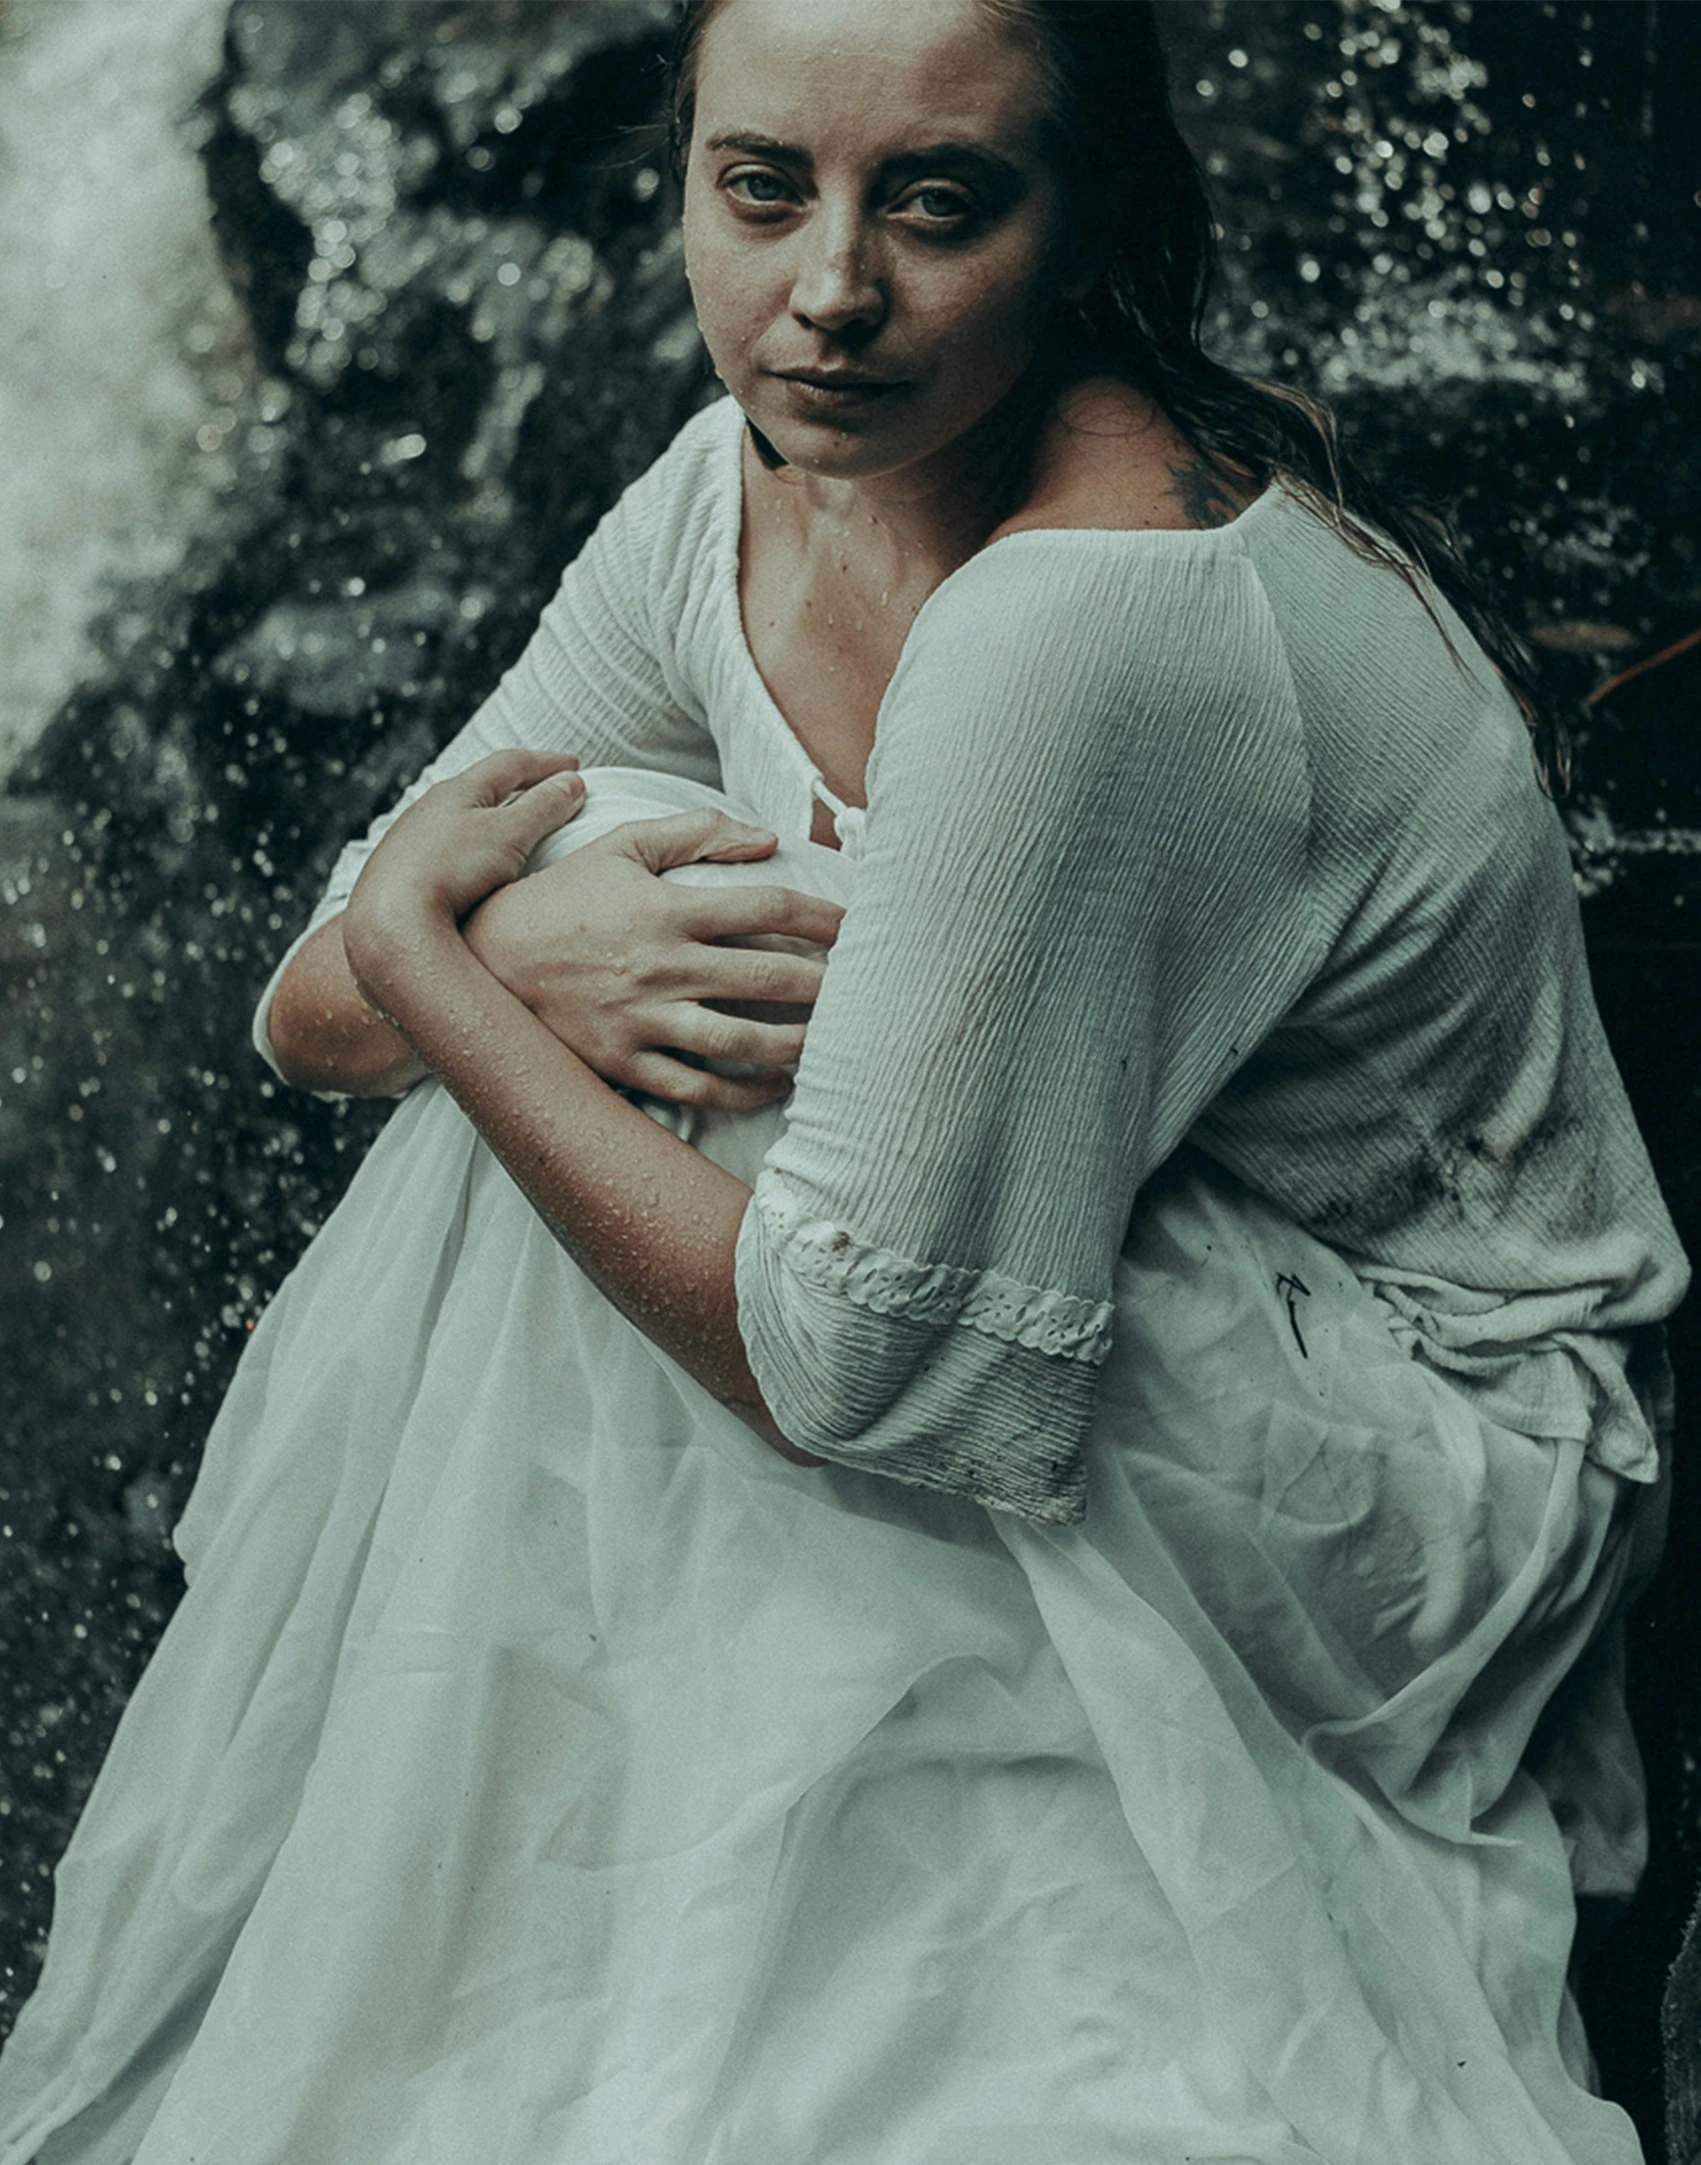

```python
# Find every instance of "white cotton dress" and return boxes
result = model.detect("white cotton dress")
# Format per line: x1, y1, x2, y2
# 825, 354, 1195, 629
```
0, 396, 1687, 2165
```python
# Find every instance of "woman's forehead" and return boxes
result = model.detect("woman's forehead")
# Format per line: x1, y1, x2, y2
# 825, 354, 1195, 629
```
692, 0, 1051, 153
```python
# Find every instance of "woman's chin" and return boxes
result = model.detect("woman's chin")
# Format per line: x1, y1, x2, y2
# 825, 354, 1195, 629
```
752, 417, 907, 480
729, 381, 929, 476
736, 363, 1055, 491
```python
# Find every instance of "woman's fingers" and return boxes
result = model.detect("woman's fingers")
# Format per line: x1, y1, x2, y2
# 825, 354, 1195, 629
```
348, 752, 587, 965
624, 1053, 794, 1114
686, 943, 827, 1009
488, 769, 587, 869
450, 795, 842, 1093
460, 749, 582, 806
445, 751, 587, 873
665, 1005, 809, 1071
618, 808, 779, 876
418, 752, 587, 896
678, 883, 845, 951
604, 812, 844, 949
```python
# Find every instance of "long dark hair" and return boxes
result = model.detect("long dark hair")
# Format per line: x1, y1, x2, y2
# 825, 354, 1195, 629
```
668, 0, 1562, 790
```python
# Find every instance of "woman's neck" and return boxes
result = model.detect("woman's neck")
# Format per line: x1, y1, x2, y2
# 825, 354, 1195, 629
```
767, 370, 1055, 583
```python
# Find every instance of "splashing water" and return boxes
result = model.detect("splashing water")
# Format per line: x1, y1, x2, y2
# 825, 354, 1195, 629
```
0, 0, 253, 779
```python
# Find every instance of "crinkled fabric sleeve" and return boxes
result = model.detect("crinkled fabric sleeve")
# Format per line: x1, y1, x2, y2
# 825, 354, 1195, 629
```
735, 536, 1328, 1522
251, 425, 723, 1075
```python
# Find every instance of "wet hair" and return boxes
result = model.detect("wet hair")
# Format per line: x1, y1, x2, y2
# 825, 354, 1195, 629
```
667, 0, 1560, 788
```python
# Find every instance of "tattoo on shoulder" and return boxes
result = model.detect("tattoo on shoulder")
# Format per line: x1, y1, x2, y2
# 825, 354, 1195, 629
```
1168, 456, 1243, 530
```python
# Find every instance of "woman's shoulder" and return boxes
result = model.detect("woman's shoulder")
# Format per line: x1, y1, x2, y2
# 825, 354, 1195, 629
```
881, 381, 1316, 769
571, 397, 743, 633
992, 378, 1262, 545
615, 395, 743, 534
918, 380, 1290, 697
888, 476, 1310, 786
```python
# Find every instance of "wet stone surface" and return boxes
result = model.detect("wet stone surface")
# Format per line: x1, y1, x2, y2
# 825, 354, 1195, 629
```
1, 0, 1698, 2150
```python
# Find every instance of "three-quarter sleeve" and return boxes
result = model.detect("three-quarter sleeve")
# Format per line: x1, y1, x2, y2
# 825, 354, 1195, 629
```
252, 412, 727, 1072
735, 532, 1328, 1521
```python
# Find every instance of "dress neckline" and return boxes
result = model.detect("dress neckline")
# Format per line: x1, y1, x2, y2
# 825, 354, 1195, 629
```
707, 397, 1285, 829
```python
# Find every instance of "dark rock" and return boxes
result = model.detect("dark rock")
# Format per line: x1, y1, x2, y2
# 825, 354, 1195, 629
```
25, 0, 699, 870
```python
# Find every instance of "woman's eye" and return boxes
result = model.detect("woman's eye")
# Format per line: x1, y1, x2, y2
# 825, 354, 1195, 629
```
725, 170, 794, 209
896, 186, 976, 226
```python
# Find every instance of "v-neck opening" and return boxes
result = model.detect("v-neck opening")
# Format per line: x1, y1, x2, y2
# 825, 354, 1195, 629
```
717, 407, 838, 812
710, 397, 1286, 826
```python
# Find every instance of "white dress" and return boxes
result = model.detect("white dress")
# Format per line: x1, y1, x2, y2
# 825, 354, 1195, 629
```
0, 399, 1684, 2163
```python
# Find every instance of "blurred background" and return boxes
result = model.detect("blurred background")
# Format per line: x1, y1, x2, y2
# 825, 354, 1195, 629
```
0, 0, 1696, 2152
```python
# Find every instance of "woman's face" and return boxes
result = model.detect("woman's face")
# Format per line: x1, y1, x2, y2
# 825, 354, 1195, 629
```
681, 0, 1076, 491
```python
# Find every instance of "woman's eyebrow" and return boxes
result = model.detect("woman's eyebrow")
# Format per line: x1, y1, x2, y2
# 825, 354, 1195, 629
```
881, 144, 1024, 186
704, 131, 812, 165
702, 133, 1026, 197
879, 144, 1026, 200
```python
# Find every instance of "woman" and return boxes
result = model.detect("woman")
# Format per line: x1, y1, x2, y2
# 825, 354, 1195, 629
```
0, 0, 1686, 2158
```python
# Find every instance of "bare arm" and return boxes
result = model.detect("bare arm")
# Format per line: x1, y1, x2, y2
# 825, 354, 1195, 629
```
340, 749, 824, 1464
267, 918, 429, 1098
268, 774, 841, 1104
264, 761, 595, 1098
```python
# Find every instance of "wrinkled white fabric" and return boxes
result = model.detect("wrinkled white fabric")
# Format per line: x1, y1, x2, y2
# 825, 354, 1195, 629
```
4, 384, 1682, 2154
253, 397, 1686, 1520
0, 776, 1662, 2165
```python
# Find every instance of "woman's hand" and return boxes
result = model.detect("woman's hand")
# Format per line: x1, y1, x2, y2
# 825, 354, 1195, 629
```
464, 808, 845, 1113
342, 749, 589, 1024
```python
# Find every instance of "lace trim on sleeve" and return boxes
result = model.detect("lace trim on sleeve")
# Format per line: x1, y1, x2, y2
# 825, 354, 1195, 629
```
752, 1182, 1114, 1365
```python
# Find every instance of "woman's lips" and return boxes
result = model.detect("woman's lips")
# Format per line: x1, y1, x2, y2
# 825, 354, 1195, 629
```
770, 370, 906, 411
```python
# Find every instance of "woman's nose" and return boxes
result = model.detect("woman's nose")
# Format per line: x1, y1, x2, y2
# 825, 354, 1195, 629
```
788, 212, 886, 336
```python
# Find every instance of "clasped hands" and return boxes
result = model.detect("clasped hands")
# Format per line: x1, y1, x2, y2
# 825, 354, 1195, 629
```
342, 750, 844, 1110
